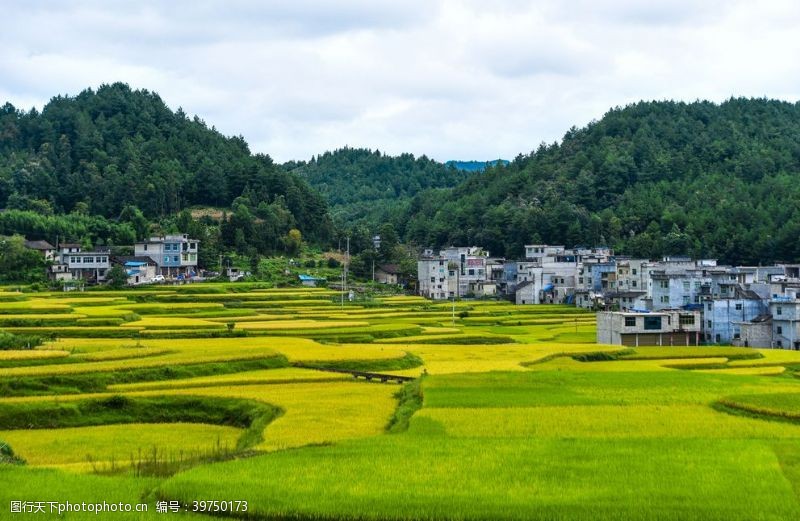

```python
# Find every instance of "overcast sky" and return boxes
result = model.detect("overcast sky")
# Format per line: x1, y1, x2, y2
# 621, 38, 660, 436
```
2, 0, 799, 162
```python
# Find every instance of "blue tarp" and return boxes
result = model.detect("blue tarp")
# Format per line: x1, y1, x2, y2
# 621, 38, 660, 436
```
124, 261, 148, 267
543, 283, 554, 292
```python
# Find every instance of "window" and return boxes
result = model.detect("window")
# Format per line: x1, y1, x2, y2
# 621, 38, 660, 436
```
430, 277, 435, 283
96, 257, 102, 263
579, 277, 583, 284
468, 269, 475, 276
660, 296, 669, 303
164, 256, 169, 263
83, 257, 92, 263
644, 316, 662, 330
143, 244, 148, 251
625, 317, 636, 327
679, 315, 695, 326
777, 307, 783, 315
683, 281, 690, 291
707, 303, 712, 311
777, 326, 783, 335
707, 320, 712, 328
190, 243, 196, 250
632, 281, 637, 287
173, 256, 179, 262
660, 280, 668, 289
735, 303, 742, 311
632, 269, 637, 275
715, 334, 721, 343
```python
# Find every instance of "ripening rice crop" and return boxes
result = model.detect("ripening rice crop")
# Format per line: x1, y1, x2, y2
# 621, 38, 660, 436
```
234, 320, 369, 330
697, 366, 787, 376
120, 317, 222, 329
138, 381, 398, 451
727, 348, 800, 367
0, 423, 241, 471
108, 368, 352, 392
0, 301, 70, 313
0, 350, 70, 361
374, 332, 515, 344
622, 347, 760, 360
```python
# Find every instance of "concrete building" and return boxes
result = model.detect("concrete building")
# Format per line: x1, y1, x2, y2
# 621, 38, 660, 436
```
62, 248, 111, 283
703, 286, 767, 344
112, 256, 158, 285
650, 268, 707, 310
597, 309, 702, 346
417, 256, 451, 300
135, 234, 199, 278
771, 295, 800, 350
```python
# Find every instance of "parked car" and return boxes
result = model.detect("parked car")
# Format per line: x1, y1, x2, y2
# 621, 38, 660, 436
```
152, 275, 165, 283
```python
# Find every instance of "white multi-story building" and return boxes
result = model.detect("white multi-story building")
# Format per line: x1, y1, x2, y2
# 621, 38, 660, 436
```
135, 234, 199, 278
61, 247, 111, 282
417, 256, 451, 300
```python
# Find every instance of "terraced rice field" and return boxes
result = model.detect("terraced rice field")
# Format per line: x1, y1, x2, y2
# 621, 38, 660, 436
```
2, 284, 800, 519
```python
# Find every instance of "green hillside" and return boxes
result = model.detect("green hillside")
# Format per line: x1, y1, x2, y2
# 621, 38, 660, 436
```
286, 147, 471, 226
401, 98, 800, 264
0, 83, 333, 245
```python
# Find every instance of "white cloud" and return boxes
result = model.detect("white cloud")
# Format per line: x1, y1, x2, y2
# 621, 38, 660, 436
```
1, 0, 799, 162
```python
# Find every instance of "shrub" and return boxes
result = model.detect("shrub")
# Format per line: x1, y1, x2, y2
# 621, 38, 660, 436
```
0, 331, 43, 350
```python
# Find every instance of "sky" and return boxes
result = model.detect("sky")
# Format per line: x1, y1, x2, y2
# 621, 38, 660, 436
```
2, 0, 799, 163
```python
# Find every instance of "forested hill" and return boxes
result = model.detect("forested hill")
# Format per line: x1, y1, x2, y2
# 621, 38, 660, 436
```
0, 83, 332, 242
401, 98, 800, 265
284, 147, 471, 226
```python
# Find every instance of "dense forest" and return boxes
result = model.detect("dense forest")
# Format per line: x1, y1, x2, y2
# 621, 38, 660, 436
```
3, 88, 800, 272
285, 147, 471, 226
0, 83, 333, 251
399, 98, 800, 265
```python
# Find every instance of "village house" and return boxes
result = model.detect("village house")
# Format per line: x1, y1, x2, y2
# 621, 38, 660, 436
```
375, 264, 400, 285
61, 246, 111, 283
112, 256, 158, 285
417, 255, 451, 300
597, 309, 702, 346
134, 234, 199, 279
24, 240, 56, 262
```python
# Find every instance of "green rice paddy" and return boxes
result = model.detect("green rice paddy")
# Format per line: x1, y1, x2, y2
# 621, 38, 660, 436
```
2, 283, 800, 519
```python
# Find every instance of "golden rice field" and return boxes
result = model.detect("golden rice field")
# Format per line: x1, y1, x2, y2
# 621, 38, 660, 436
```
3, 283, 800, 520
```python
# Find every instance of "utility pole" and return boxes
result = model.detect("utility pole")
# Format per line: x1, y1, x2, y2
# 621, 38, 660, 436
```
345, 236, 350, 301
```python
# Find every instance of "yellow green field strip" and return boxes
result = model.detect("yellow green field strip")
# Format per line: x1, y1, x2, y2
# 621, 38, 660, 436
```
0, 423, 241, 471
107, 368, 352, 392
